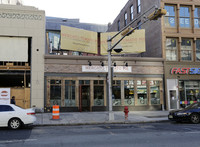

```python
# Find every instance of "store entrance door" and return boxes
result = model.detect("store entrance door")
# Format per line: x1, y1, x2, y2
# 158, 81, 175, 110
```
79, 85, 90, 112
169, 90, 178, 109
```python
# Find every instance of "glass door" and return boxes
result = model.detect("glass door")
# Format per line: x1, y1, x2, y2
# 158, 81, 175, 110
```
79, 85, 90, 112
169, 90, 178, 109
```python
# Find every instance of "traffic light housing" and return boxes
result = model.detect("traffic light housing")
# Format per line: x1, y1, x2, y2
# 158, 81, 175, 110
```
148, 8, 167, 20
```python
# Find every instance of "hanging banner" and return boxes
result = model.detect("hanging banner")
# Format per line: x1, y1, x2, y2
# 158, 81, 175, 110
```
100, 29, 146, 55
0, 88, 10, 104
60, 25, 98, 54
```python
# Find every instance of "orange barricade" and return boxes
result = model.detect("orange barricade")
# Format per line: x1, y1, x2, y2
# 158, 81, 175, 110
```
52, 105, 59, 119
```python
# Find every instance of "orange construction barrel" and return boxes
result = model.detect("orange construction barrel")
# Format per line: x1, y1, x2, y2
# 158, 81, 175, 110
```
52, 105, 60, 119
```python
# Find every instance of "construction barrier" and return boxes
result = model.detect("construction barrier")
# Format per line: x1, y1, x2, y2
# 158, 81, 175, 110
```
52, 105, 59, 119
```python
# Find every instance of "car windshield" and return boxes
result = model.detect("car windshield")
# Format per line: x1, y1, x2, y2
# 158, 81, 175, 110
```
185, 103, 199, 110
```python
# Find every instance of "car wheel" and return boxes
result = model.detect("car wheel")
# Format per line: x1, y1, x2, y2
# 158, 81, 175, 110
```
8, 118, 21, 130
190, 114, 200, 124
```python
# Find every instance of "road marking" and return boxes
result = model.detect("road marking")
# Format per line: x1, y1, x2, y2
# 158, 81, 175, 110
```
0, 139, 37, 143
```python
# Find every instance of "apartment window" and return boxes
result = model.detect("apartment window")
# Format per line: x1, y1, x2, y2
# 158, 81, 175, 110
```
117, 20, 120, 31
180, 6, 191, 28
124, 12, 128, 26
164, 5, 176, 27
47, 31, 60, 53
181, 39, 192, 61
130, 5, 134, 20
194, 7, 200, 28
166, 38, 177, 61
196, 39, 200, 61
137, 0, 141, 13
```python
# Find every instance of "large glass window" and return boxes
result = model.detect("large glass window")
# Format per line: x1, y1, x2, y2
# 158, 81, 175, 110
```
196, 39, 200, 61
48, 31, 60, 53
164, 5, 176, 27
137, 80, 147, 105
112, 80, 121, 106
65, 80, 76, 107
180, 6, 191, 28
166, 38, 177, 61
194, 7, 200, 28
50, 80, 61, 106
124, 12, 128, 26
137, 0, 141, 13
130, 5, 134, 21
150, 81, 160, 105
181, 39, 192, 61
179, 81, 200, 108
94, 80, 104, 106
124, 80, 134, 106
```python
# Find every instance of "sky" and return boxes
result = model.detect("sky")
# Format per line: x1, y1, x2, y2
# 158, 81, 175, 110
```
23, 0, 129, 25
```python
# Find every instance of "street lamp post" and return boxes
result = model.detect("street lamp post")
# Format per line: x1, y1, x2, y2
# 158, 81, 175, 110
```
106, 5, 166, 121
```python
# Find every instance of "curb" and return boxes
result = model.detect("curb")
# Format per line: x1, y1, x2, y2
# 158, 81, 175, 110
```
34, 120, 170, 127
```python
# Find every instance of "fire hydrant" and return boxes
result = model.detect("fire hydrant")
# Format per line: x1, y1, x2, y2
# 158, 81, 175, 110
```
124, 106, 129, 120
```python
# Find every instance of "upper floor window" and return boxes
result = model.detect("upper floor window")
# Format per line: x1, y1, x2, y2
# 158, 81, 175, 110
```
181, 39, 192, 61
130, 5, 134, 21
196, 39, 200, 61
137, 0, 141, 13
194, 7, 200, 28
166, 38, 177, 61
180, 6, 191, 28
48, 31, 60, 52
124, 12, 128, 26
117, 20, 120, 31
164, 5, 176, 27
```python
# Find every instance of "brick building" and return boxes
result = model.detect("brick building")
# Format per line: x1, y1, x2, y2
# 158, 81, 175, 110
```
108, 0, 200, 110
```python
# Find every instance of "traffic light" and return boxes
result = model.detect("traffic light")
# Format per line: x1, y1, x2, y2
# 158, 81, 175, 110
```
121, 27, 134, 36
148, 8, 167, 20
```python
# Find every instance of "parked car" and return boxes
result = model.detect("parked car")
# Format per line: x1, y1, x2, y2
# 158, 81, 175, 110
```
168, 102, 200, 124
0, 104, 36, 129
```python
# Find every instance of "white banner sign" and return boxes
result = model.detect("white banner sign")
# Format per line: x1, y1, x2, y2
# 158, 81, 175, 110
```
0, 88, 10, 104
82, 66, 132, 73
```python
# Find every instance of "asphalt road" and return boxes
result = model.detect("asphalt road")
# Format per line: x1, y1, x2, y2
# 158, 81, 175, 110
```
0, 122, 200, 147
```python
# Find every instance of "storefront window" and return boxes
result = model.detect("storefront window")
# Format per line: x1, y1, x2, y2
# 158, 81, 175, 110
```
166, 38, 177, 61
194, 7, 200, 28
124, 80, 134, 106
179, 81, 200, 108
150, 81, 160, 105
180, 6, 191, 28
50, 80, 61, 106
164, 5, 176, 27
94, 80, 104, 106
65, 80, 76, 107
137, 80, 147, 105
196, 39, 200, 61
181, 39, 192, 61
112, 80, 121, 106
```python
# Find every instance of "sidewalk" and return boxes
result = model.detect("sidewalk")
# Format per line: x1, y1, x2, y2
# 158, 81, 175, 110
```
34, 111, 169, 126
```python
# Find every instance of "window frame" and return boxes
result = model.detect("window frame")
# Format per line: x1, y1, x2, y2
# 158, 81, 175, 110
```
196, 39, 200, 61
137, 0, 141, 13
124, 12, 128, 26
130, 5, 134, 21
164, 5, 176, 28
165, 38, 178, 61
194, 7, 200, 28
179, 6, 191, 28
180, 38, 193, 61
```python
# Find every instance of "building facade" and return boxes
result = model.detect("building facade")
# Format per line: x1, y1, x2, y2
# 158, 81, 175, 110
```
0, 4, 45, 110
108, 0, 200, 110
44, 17, 164, 112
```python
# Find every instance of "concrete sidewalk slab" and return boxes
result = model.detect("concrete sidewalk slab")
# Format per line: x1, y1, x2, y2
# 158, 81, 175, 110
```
34, 111, 169, 126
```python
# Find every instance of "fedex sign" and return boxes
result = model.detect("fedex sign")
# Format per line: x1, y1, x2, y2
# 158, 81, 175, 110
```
171, 68, 200, 74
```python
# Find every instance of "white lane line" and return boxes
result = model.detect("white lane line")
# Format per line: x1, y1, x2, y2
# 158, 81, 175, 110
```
0, 139, 37, 143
